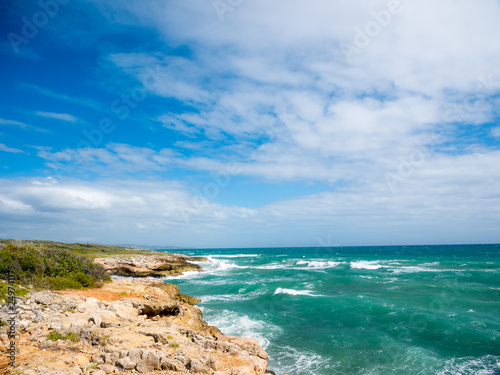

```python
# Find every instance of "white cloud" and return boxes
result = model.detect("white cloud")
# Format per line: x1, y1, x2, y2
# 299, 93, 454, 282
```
492, 127, 500, 138
0, 143, 25, 154
1, 149, 499, 246
19, 83, 104, 110
0, 118, 27, 128
35, 111, 80, 123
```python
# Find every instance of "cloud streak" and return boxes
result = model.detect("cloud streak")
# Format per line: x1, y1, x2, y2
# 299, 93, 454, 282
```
35, 111, 80, 123
0, 143, 25, 154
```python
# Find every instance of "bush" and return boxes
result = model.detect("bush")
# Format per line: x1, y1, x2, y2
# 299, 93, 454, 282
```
47, 330, 80, 342
47, 276, 83, 290
0, 244, 110, 291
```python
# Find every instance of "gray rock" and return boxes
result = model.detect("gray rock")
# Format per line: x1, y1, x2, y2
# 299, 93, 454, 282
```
161, 358, 185, 371
102, 351, 119, 364
189, 358, 206, 373
116, 357, 137, 370
174, 353, 190, 365
136, 350, 161, 371
31, 291, 55, 305
128, 348, 143, 363
98, 364, 115, 374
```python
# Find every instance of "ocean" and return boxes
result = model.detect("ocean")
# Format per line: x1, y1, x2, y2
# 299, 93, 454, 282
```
161, 245, 500, 375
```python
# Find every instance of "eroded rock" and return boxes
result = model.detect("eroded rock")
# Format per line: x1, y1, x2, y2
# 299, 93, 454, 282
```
0, 277, 270, 375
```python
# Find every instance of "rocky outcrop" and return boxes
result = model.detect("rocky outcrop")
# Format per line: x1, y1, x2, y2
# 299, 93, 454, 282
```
94, 254, 207, 278
0, 279, 272, 375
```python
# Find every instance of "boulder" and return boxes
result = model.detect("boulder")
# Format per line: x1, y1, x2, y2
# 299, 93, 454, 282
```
188, 358, 206, 373
116, 357, 137, 370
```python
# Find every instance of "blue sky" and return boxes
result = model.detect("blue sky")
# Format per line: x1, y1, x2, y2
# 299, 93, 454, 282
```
1, 0, 499, 248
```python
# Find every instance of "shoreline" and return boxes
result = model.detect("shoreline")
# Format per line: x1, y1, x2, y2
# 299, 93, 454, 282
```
0, 247, 276, 375
0, 277, 273, 375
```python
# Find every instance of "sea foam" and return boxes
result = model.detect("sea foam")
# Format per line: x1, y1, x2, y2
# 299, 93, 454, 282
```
274, 287, 322, 297
350, 260, 384, 270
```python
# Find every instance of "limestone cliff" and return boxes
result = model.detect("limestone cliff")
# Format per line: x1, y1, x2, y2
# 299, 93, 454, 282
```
0, 278, 272, 375
94, 254, 207, 278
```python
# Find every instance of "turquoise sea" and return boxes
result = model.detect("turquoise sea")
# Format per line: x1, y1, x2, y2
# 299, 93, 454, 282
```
162, 245, 500, 375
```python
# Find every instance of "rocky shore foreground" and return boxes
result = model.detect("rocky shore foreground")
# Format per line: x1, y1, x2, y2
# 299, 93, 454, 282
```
0, 254, 276, 375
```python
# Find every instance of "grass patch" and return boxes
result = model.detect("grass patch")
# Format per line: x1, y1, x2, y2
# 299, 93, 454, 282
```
47, 330, 80, 342
0, 282, 30, 302
168, 343, 180, 349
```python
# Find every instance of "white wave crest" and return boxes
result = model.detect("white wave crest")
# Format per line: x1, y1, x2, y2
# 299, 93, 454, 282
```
274, 287, 322, 297
209, 254, 260, 258
204, 310, 281, 349
389, 266, 444, 274
350, 260, 383, 270
206, 257, 249, 271
296, 260, 340, 269
273, 345, 331, 375
254, 262, 289, 270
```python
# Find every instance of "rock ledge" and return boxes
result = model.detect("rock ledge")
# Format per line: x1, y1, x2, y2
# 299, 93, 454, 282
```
0, 278, 274, 375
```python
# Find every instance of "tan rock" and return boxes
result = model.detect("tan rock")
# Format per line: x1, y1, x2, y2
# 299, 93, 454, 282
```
94, 254, 205, 278
107, 301, 137, 320
98, 364, 116, 373
1, 277, 269, 375
116, 356, 136, 370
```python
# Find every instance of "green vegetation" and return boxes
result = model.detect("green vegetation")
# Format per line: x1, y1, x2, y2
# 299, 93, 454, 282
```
0, 239, 165, 259
0, 281, 30, 302
167, 335, 174, 340
97, 334, 111, 345
47, 330, 80, 342
0, 243, 111, 291
168, 343, 180, 349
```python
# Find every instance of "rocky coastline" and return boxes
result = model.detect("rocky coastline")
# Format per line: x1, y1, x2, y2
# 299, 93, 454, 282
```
0, 254, 277, 375
94, 254, 208, 278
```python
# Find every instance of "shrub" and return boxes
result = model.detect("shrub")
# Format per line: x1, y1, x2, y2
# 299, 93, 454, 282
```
47, 330, 80, 342
47, 276, 83, 290
0, 244, 110, 291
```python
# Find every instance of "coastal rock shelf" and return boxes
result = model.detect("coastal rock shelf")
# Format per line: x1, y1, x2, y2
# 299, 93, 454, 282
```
94, 254, 207, 278
0, 278, 272, 375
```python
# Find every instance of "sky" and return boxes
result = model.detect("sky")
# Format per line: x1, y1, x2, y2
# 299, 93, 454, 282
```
0, 0, 499, 248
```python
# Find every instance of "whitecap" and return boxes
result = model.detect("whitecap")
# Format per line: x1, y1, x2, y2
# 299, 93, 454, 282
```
205, 256, 249, 272
203, 310, 281, 349
209, 254, 260, 258
389, 266, 447, 274
274, 287, 322, 297
253, 263, 289, 270
272, 345, 332, 375
296, 260, 341, 269
350, 260, 383, 270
